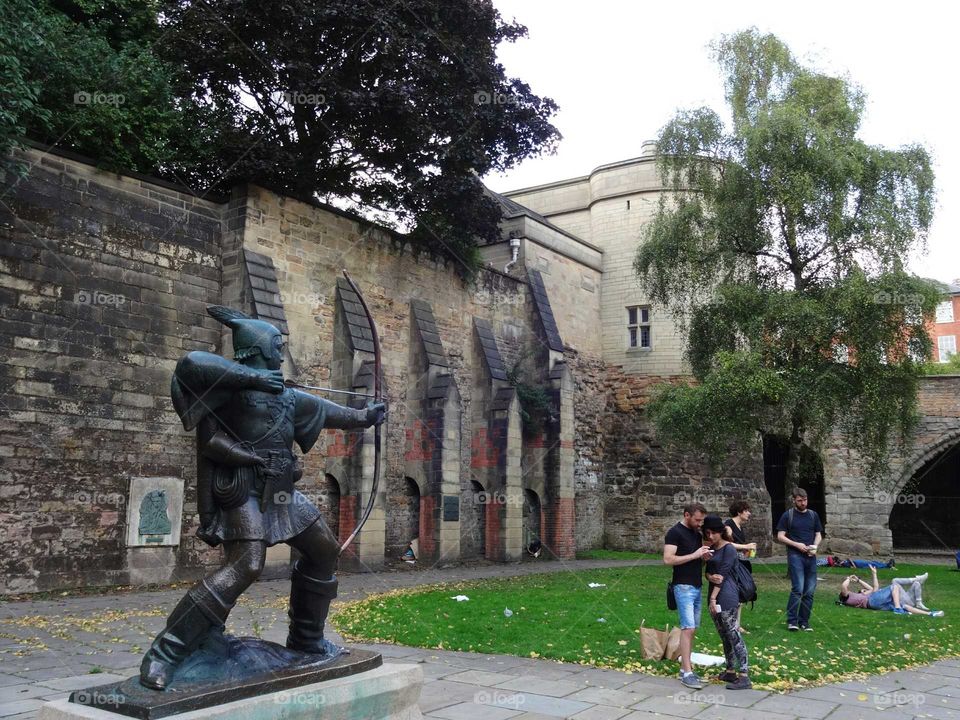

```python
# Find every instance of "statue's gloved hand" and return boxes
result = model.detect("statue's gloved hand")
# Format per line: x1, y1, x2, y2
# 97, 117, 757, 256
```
197, 513, 220, 547
251, 369, 285, 394
365, 401, 387, 427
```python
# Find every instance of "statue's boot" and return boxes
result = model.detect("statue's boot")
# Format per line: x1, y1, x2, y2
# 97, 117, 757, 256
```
286, 561, 338, 654
139, 581, 232, 690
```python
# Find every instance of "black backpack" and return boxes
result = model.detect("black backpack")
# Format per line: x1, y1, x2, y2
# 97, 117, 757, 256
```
732, 556, 758, 605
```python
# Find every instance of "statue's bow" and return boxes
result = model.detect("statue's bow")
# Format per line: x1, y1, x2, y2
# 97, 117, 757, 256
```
338, 270, 381, 557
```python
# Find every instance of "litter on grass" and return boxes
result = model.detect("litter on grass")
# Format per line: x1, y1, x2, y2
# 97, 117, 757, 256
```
450, 595, 470, 602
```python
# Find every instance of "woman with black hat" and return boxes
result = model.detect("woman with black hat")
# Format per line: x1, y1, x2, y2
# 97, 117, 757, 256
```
703, 514, 751, 690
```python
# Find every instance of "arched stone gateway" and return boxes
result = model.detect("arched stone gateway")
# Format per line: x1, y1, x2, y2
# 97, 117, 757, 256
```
822, 376, 960, 555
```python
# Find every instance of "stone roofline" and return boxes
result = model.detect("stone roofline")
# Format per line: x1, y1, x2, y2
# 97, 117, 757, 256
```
499, 141, 659, 198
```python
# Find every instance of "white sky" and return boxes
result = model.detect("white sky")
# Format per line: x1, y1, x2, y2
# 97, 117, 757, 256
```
485, 0, 958, 285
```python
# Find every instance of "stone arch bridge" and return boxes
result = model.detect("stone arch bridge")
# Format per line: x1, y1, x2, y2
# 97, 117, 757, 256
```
823, 376, 960, 555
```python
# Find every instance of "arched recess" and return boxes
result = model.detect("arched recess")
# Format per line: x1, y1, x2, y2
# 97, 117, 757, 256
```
762, 435, 827, 530
889, 432, 960, 549
397, 477, 421, 555
523, 489, 542, 555
319, 473, 341, 539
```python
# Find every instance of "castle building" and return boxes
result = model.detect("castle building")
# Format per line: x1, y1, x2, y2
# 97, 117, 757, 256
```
1, 142, 957, 593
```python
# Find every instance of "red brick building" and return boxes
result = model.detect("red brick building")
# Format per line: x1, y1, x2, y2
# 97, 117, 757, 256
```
929, 281, 960, 363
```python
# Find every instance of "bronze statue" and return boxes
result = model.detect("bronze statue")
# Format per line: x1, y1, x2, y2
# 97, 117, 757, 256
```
139, 305, 385, 690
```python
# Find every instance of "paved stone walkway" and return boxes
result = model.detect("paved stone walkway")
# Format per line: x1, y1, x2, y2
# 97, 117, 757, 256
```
1, 559, 957, 719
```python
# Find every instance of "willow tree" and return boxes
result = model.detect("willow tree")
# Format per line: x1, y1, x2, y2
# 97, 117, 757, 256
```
635, 29, 942, 489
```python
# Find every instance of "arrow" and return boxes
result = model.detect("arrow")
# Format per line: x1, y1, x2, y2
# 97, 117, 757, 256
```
283, 379, 375, 399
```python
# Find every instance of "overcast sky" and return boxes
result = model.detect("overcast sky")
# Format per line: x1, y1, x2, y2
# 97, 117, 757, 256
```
485, 0, 958, 285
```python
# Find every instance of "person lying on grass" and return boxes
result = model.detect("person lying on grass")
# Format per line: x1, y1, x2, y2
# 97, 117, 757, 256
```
838, 566, 944, 616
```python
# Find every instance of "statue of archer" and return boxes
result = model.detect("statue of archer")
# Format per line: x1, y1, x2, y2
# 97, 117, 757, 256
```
139, 305, 385, 690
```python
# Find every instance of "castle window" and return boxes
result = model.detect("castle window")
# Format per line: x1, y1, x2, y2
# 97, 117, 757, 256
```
627, 306, 651, 349
935, 301, 954, 323
938, 335, 956, 362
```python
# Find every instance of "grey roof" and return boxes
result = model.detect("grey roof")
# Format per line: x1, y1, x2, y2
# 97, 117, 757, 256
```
335, 277, 375, 354
243, 249, 289, 335
410, 299, 449, 368
484, 188, 588, 246
527, 269, 564, 352
474, 318, 508, 381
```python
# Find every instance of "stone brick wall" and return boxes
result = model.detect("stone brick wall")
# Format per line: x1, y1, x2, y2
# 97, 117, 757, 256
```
0, 146, 224, 593
599, 369, 772, 555
822, 375, 960, 554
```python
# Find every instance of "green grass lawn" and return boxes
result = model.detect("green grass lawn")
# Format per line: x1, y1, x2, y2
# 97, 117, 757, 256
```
333, 562, 959, 691
576, 550, 662, 561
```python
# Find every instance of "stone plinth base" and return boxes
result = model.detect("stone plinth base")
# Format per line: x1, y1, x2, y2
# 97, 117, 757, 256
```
39, 663, 423, 720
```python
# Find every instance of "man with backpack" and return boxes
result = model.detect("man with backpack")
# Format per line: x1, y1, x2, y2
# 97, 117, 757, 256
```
776, 488, 824, 631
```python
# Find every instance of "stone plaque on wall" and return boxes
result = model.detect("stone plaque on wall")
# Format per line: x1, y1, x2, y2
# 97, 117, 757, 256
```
125, 476, 184, 547
442, 495, 460, 522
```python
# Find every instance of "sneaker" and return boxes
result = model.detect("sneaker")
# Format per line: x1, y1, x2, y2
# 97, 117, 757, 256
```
715, 670, 737, 683
726, 675, 753, 690
801, 625, 814, 631
917, 602, 930, 611
680, 672, 705, 690
930, 610, 944, 617
893, 607, 908, 614
787, 624, 800, 631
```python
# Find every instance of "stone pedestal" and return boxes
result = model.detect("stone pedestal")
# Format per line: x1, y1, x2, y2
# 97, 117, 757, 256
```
38, 663, 423, 720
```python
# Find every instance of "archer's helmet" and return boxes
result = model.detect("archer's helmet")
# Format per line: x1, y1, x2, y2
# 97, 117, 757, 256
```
206, 306, 285, 366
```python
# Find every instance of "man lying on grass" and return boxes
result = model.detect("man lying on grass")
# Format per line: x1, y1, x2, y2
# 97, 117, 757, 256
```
838, 566, 944, 616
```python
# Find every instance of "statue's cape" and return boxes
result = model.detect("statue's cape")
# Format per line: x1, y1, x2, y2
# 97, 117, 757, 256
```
170, 352, 240, 431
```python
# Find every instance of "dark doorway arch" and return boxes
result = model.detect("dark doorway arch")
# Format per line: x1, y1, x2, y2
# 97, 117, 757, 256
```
762, 435, 827, 531
523, 489, 542, 555
890, 442, 960, 549
397, 477, 421, 555
319, 474, 341, 539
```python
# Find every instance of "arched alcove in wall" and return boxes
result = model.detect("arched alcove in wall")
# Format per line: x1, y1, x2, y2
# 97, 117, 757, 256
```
889, 441, 960, 549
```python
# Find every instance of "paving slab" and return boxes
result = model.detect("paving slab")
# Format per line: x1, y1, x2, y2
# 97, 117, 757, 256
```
445, 669, 520, 687
752, 694, 839, 718
495, 677, 582, 698
484, 691, 592, 717
427, 701, 524, 720
33, 675, 126, 693
0, 688, 48, 706
567, 686, 645, 707
627, 694, 711, 718
0, 700, 44, 718
692, 704, 793, 720
568, 705, 633, 720
820, 703, 915, 720
417, 679, 483, 712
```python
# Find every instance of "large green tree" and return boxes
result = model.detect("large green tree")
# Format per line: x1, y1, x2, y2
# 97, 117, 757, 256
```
0, 0, 203, 175
635, 29, 943, 489
2, 1, 560, 273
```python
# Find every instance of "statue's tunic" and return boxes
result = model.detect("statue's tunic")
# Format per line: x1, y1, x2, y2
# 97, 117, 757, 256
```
170, 351, 348, 546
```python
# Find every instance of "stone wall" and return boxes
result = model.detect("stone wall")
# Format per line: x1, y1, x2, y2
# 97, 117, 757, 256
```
0, 146, 224, 593
822, 375, 960, 554
599, 369, 773, 555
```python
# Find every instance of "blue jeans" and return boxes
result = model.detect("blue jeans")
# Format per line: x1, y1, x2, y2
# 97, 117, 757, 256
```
787, 552, 817, 626
673, 584, 702, 629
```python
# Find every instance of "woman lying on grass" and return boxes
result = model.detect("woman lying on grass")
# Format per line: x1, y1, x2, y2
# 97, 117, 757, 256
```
838, 566, 944, 616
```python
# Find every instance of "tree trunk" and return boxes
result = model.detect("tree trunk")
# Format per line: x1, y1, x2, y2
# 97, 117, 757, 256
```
784, 423, 803, 499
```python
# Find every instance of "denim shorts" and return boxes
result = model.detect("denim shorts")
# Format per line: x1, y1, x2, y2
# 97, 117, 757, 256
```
673, 583, 702, 629
867, 585, 896, 612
